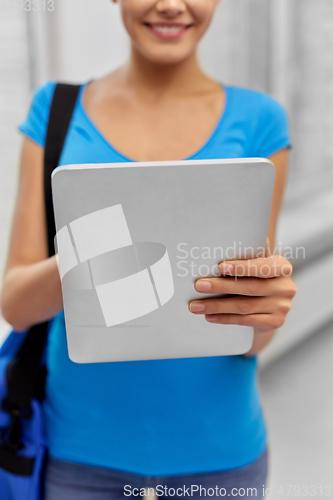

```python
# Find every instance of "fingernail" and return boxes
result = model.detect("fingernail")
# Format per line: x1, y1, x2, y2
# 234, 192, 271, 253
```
206, 314, 219, 322
189, 302, 206, 313
218, 263, 234, 274
195, 280, 212, 292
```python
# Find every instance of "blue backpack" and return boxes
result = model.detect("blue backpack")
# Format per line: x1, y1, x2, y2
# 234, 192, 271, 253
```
0, 83, 81, 500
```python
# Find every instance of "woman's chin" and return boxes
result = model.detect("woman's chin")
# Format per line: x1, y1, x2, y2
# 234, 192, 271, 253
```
136, 45, 195, 66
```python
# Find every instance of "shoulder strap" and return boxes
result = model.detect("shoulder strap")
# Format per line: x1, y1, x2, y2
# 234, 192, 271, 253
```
44, 83, 82, 256
0, 83, 81, 475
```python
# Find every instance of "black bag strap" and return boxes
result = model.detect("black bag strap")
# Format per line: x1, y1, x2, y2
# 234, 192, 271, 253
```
44, 83, 82, 256
0, 83, 81, 475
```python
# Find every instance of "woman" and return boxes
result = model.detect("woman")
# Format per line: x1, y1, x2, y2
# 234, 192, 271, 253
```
0, 0, 296, 498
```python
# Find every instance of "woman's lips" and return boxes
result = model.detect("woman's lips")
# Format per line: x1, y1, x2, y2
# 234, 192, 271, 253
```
144, 23, 192, 40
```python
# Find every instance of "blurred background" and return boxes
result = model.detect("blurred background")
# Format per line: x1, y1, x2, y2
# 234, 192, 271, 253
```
0, 0, 332, 495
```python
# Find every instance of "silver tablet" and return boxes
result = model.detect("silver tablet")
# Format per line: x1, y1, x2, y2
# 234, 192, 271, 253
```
52, 158, 275, 363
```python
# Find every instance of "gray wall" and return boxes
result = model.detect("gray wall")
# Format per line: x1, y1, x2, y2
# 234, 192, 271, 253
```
0, 5, 30, 335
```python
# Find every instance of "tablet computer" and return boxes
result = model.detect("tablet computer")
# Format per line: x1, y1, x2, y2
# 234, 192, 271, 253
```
52, 158, 275, 363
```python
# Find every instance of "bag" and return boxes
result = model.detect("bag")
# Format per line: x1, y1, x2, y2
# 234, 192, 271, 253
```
0, 82, 81, 500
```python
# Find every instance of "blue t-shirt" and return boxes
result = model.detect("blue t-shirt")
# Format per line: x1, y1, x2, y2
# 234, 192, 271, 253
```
18, 80, 291, 476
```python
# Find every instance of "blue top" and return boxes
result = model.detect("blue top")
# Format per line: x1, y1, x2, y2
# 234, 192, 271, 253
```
18, 80, 291, 476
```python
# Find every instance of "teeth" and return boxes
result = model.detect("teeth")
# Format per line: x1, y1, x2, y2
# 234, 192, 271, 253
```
152, 26, 184, 34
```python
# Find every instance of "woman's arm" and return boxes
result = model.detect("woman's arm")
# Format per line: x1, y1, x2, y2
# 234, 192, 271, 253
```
189, 148, 297, 356
0, 137, 63, 332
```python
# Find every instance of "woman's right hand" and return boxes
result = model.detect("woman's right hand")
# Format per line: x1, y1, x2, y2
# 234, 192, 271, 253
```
0, 138, 63, 331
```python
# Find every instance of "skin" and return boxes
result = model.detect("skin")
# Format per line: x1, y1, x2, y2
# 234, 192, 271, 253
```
0, 0, 296, 357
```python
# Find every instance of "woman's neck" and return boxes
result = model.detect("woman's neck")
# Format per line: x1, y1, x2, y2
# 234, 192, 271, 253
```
118, 47, 214, 100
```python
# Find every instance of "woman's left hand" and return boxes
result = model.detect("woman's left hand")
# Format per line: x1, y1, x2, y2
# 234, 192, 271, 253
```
189, 255, 297, 334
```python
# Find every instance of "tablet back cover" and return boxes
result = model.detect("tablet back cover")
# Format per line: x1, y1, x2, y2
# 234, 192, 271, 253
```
52, 158, 275, 363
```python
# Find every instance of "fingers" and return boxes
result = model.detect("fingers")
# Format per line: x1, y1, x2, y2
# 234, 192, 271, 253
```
203, 313, 285, 331
194, 275, 294, 297
218, 255, 293, 278
190, 255, 296, 333
189, 296, 275, 316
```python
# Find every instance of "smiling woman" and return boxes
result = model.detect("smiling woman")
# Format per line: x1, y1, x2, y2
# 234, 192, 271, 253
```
115, 0, 218, 64
0, 0, 295, 498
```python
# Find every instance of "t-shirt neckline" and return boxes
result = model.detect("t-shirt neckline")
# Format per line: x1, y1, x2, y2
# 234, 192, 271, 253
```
78, 79, 230, 162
